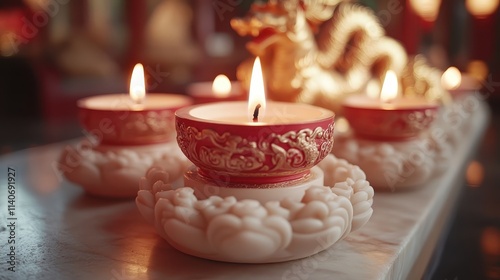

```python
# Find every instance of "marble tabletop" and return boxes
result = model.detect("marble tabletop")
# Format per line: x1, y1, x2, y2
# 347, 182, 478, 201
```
0, 101, 489, 280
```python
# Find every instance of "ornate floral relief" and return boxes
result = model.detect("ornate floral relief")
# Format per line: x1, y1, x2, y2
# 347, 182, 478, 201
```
135, 154, 374, 263
59, 140, 190, 198
348, 109, 437, 140
81, 110, 176, 145
121, 111, 175, 139
176, 122, 334, 177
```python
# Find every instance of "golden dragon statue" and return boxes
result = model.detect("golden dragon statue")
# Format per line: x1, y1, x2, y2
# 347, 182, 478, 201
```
231, 0, 450, 113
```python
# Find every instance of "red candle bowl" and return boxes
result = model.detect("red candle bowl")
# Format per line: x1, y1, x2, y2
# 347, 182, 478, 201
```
79, 93, 192, 145
175, 101, 335, 185
343, 96, 439, 141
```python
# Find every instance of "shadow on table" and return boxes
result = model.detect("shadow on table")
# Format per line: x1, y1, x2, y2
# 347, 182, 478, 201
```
63, 192, 302, 279
146, 238, 297, 279
68, 191, 134, 209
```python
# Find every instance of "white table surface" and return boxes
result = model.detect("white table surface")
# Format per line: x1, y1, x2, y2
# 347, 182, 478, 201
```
0, 102, 489, 280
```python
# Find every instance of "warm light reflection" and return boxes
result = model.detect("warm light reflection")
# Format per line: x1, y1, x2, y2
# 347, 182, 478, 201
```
481, 227, 500, 256
466, 0, 499, 18
130, 63, 146, 103
441, 67, 462, 90
466, 160, 484, 187
481, 226, 500, 279
380, 70, 398, 102
23, 0, 48, 10
467, 60, 489, 83
366, 79, 380, 99
28, 148, 61, 194
248, 57, 266, 121
410, 0, 442, 22
1, 33, 17, 57
212, 74, 232, 98
336, 117, 350, 134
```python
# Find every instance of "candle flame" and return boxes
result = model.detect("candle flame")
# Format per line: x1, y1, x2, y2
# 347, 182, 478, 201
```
212, 74, 232, 97
441, 66, 462, 90
380, 70, 398, 102
248, 57, 266, 121
130, 63, 146, 103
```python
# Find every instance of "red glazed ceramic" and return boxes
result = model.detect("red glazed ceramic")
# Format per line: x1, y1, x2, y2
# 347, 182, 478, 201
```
79, 93, 192, 145
175, 101, 335, 184
343, 96, 439, 141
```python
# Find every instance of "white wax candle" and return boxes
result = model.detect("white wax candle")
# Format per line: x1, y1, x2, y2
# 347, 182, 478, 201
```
343, 95, 437, 110
185, 101, 333, 125
78, 93, 192, 111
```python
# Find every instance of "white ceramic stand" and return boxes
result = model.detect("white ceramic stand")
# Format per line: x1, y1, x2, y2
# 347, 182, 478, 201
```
136, 155, 374, 263
59, 140, 191, 198
184, 166, 325, 203
333, 95, 482, 191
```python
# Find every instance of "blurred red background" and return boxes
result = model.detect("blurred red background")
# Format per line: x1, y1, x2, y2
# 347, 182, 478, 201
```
0, 0, 498, 124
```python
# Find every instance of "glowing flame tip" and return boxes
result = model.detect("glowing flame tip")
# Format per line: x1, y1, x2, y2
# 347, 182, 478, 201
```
248, 57, 267, 121
380, 70, 398, 102
212, 74, 232, 97
129, 63, 146, 103
441, 66, 462, 90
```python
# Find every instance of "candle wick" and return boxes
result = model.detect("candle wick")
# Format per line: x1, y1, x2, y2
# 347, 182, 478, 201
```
253, 104, 261, 122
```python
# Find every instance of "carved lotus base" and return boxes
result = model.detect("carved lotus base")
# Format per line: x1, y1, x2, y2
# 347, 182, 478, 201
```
332, 97, 478, 190
435, 94, 482, 145
332, 136, 437, 190
59, 140, 191, 198
136, 155, 374, 263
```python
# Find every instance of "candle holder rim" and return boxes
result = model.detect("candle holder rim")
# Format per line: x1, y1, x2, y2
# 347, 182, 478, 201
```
342, 102, 440, 112
186, 80, 242, 87
78, 93, 193, 111
175, 101, 335, 126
